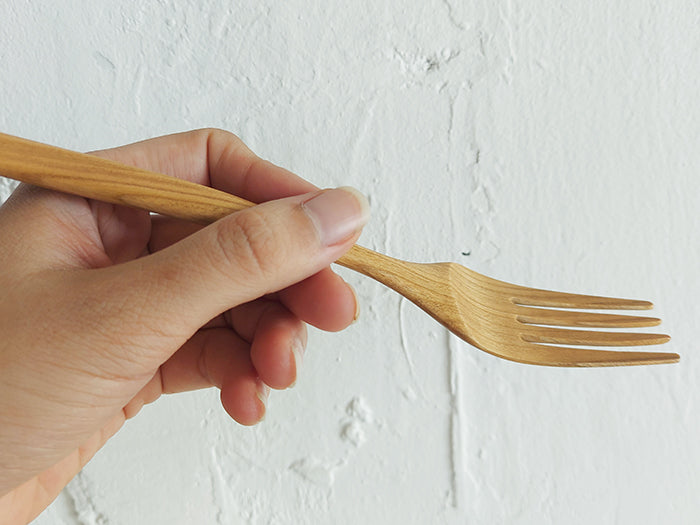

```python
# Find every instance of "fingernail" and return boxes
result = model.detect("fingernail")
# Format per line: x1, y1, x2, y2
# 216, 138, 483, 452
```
349, 284, 361, 323
302, 187, 370, 247
256, 380, 270, 413
290, 338, 305, 387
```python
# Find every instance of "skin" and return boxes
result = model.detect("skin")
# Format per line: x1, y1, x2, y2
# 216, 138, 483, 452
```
0, 129, 366, 523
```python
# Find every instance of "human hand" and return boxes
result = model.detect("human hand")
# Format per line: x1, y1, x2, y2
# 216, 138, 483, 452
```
0, 129, 369, 523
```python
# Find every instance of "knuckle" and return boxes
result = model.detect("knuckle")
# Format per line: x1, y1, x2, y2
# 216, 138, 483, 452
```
200, 127, 239, 141
199, 127, 243, 152
213, 209, 282, 280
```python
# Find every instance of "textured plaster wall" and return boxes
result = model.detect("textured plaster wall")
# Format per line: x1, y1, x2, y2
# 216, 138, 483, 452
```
1, 1, 699, 523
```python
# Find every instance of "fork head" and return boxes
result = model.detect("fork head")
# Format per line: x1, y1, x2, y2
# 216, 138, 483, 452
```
436, 263, 678, 367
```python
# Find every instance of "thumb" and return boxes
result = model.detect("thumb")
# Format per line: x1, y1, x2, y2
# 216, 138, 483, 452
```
111, 186, 369, 336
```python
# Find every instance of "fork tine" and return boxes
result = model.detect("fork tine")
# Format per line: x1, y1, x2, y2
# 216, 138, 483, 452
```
516, 307, 661, 328
514, 344, 680, 367
510, 288, 653, 310
520, 327, 671, 347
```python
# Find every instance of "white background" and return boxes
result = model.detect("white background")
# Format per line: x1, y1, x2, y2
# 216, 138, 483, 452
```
1, 1, 698, 523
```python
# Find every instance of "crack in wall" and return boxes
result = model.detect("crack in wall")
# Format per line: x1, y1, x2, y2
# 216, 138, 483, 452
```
442, 0, 467, 31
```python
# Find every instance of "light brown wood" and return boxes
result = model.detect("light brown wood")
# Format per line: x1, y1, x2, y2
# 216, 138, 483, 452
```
0, 132, 679, 367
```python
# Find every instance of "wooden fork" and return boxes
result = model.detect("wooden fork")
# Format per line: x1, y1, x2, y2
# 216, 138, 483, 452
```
0, 132, 678, 367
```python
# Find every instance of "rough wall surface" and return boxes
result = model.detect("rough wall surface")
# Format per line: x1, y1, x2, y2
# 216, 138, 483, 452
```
1, 1, 698, 523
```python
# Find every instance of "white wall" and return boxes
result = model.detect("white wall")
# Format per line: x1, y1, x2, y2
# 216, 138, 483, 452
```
2, 1, 698, 523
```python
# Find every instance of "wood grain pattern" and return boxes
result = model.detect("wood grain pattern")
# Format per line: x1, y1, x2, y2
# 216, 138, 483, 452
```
0, 132, 678, 367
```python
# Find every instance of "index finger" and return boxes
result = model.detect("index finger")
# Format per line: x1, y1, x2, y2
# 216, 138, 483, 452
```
92, 128, 317, 203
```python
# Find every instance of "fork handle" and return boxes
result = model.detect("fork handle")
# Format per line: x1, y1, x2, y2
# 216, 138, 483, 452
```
0, 132, 255, 223
0, 132, 393, 275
